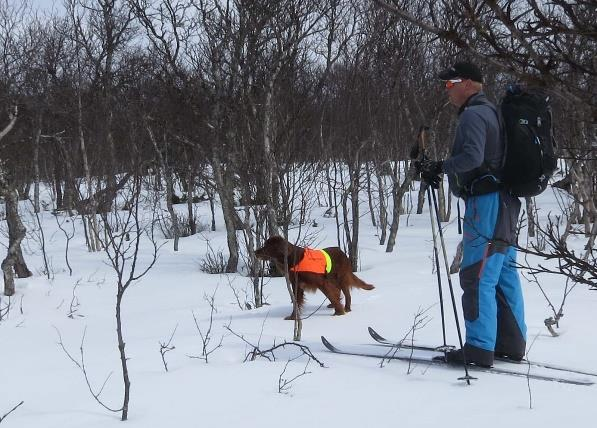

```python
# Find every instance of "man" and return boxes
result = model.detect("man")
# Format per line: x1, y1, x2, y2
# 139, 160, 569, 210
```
417, 61, 527, 367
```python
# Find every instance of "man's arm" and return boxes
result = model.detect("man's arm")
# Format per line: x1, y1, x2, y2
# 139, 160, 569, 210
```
442, 110, 487, 174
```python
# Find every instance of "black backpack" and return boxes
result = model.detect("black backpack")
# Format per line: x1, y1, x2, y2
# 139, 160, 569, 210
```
499, 85, 557, 197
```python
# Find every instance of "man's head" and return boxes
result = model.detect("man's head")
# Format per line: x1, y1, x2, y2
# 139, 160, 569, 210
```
438, 62, 484, 108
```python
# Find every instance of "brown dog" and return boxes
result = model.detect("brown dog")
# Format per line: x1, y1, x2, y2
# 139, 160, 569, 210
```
255, 236, 374, 319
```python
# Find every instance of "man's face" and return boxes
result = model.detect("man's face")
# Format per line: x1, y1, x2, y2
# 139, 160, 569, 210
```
444, 78, 470, 107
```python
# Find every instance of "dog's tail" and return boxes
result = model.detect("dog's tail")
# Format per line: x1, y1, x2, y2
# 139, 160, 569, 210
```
351, 273, 374, 290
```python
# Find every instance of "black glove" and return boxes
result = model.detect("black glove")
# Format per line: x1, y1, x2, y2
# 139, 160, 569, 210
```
415, 159, 443, 189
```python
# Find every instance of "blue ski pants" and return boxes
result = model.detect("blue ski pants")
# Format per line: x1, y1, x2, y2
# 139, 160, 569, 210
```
459, 191, 527, 365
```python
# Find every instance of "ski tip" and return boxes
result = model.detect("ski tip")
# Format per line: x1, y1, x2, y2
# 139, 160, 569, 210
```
367, 326, 385, 341
320, 336, 336, 352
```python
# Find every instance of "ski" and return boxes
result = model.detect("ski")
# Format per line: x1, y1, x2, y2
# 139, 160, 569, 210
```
321, 336, 594, 386
368, 326, 456, 353
368, 326, 597, 378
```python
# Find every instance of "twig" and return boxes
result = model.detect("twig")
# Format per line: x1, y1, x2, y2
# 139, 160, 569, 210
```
223, 323, 325, 367
278, 358, 312, 395
517, 212, 592, 335
189, 288, 223, 363
159, 324, 178, 372
299, 298, 328, 320
55, 213, 75, 276
0, 401, 24, 423
526, 333, 540, 410
0, 295, 11, 321
379, 305, 432, 370
226, 275, 252, 310
28, 202, 51, 279
68, 280, 83, 319
54, 327, 121, 413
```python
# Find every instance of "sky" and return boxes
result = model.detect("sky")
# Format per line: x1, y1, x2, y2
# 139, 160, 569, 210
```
30, 0, 64, 13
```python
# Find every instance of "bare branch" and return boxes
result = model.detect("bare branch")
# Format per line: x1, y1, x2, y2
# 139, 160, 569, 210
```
159, 323, 178, 372
0, 106, 18, 142
189, 289, 224, 363
54, 326, 121, 413
0, 400, 24, 423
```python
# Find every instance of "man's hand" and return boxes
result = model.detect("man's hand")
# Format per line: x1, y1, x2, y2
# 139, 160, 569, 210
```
415, 159, 443, 189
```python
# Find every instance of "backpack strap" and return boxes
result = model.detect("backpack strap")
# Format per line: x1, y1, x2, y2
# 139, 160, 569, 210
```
485, 102, 507, 172
466, 99, 507, 170
462, 100, 506, 196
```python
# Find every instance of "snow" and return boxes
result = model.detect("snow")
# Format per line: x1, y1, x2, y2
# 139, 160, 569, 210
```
1, 183, 596, 427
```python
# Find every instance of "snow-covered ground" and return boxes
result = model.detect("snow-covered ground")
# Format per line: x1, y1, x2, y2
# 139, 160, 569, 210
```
1, 182, 596, 428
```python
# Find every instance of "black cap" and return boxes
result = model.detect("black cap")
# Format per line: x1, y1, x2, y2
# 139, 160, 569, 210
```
438, 62, 483, 83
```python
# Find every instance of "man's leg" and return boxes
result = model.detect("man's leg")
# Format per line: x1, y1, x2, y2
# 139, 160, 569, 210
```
460, 192, 505, 366
495, 246, 527, 358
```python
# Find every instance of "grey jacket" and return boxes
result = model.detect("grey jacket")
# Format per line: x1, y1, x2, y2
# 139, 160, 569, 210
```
442, 92, 503, 197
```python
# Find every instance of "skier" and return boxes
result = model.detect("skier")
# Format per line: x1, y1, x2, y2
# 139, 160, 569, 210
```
416, 61, 527, 367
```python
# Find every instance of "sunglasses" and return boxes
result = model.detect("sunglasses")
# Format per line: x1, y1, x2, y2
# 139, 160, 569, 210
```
445, 79, 463, 89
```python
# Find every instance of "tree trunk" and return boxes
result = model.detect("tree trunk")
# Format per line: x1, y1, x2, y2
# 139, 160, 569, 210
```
33, 121, 41, 213
78, 92, 101, 252
262, 82, 280, 238
1, 185, 32, 296
165, 171, 180, 251
154, 167, 163, 191
446, 189, 453, 223
450, 240, 464, 274
0, 108, 28, 295
385, 181, 401, 253
582, 207, 591, 238
326, 163, 334, 209
207, 185, 217, 231
437, 177, 448, 222
56, 137, 76, 215
17, 181, 31, 201
416, 181, 426, 214
570, 201, 581, 225
375, 165, 388, 245
386, 161, 416, 252
186, 165, 196, 236
146, 122, 180, 251
526, 197, 536, 238
1, 255, 16, 296
366, 163, 377, 227
210, 150, 239, 273
348, 163, 361, 272
584, 221, 597, 256
54, 166, 64, 211
240, 183, 262, 309
116, 292, 130, 421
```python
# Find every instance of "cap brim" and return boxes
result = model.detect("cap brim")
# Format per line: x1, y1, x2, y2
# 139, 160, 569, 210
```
437, 69, 458, 81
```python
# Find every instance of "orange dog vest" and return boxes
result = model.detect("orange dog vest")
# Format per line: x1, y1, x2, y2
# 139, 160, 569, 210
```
289, 248, 332, 274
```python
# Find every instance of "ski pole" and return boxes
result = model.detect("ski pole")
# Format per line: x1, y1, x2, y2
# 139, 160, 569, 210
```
430, 187, 474, 384
426, 184, 448, 352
